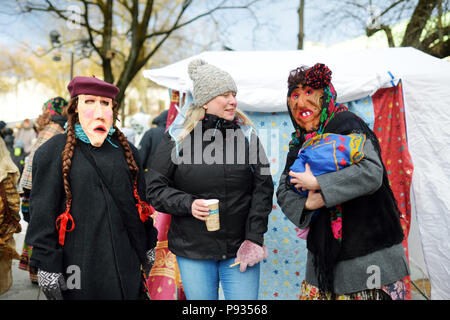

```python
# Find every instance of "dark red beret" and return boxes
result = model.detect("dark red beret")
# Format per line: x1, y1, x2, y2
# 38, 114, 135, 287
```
67, 76, 119, 99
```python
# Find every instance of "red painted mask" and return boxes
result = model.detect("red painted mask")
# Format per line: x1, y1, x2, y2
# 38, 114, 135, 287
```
287, 85, 324, 132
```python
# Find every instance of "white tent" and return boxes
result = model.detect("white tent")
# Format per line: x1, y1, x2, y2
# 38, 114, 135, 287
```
144, 48, 450, 300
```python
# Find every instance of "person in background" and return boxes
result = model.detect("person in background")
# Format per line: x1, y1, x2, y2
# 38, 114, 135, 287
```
15, 119, 36, 156
18, 97, 68, 285
0, 121, 5, 136
138, 109, 169, 172
0, 137, 21, 296
121, 127, 137, 146
276, 63, 409, 300
146, 60, 273, 300
1, 127, 25, 177
25, 76, 158, 300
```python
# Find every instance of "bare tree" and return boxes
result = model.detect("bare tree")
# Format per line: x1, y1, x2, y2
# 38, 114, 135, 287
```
15, 0, 261, 107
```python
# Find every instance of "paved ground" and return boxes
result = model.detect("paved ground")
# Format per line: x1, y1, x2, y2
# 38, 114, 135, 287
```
0, 220, 427, 301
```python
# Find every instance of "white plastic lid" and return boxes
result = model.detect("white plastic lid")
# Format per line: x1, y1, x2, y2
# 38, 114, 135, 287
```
203, 199, 219, 205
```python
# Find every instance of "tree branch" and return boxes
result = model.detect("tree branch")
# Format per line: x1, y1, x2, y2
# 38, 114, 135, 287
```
138, 0, 154, 38
145, 0, 259, 39
424, 37, 450, 58
381, 25, 396, 47
366, 24, 396, 47
83, 1, 102, 58
420, 25, 450, 51
401, 0, 438, 47
101, 0, 114, 83
21, 0, 102, 34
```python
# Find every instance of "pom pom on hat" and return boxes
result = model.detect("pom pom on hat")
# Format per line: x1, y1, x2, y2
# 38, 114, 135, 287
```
304, 63, 332, 89
188, 59, 237, 107
188, 59, 207, 79
68, 76, 119, 100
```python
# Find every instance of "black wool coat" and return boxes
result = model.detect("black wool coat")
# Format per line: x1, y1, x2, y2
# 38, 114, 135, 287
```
139, 110, 169, 171
26, 133, 158, 300
146, 114, 274, 260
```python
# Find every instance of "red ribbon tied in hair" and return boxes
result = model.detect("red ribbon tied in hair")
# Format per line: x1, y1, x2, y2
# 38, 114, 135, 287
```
133, 182, 155, 222
305, 63, 332, 89
55, 200, 75, 246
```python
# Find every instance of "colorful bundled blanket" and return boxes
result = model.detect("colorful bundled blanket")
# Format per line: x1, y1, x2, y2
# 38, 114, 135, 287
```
289, 133, 366, 239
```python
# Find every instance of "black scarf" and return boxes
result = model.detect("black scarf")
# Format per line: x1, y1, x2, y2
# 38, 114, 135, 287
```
202, 113, 242, 132
51, 115, 67, 131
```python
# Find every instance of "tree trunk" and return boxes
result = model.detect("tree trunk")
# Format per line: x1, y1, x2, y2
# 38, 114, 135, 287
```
297, 0, 305, 50
401, 0, 437, 48
101, 0, 114, 84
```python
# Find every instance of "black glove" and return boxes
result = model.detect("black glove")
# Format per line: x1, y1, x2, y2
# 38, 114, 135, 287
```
142, 248, 156, 277
37, 269, 67, 300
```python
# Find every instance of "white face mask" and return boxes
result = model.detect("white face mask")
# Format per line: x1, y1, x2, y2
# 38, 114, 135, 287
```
76, 94, 114, 147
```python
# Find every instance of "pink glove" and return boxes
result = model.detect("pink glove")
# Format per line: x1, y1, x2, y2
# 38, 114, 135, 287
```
235, 240, 268, 272
296, 227, 309, 240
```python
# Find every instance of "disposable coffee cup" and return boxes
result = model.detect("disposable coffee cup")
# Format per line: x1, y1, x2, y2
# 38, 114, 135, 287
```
203, 199, 220, 231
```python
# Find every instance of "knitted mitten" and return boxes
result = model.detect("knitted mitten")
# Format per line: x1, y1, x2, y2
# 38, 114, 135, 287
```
37, 269, 67, 300
235, 240, 268, 272
143, 248, 156, 277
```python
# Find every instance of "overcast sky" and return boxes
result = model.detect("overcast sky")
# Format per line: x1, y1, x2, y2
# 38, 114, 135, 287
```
0, 0, 368, 53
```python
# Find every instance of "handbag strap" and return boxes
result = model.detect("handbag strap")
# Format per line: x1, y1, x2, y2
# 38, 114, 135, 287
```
78, 143, 131, 212
77, 143, 143, 258
78, 143, 152, 298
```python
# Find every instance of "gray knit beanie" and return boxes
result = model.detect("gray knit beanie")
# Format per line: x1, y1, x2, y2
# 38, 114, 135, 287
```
188, 59, 237, 107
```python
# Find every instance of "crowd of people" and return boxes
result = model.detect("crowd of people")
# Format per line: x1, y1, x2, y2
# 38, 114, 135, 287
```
0, 60, 408, 300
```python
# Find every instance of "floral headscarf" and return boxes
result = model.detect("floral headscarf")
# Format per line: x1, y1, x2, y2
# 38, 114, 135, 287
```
43, 97, 68, 116
287, 63, 348, 149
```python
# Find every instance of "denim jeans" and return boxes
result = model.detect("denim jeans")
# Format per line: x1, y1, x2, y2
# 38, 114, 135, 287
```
176, 256, 260, 300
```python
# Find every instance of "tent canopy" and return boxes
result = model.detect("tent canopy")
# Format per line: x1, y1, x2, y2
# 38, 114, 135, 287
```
143, 47, 446, 112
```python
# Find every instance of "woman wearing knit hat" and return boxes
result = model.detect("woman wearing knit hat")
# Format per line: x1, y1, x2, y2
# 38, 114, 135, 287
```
25, 77, 158, 300
146, 60, 274, 300
18, 96, 68, 285
276, 63, 409, 300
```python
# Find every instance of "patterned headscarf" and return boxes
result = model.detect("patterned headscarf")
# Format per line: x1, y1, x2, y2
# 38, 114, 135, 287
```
287, 63, 348, 149
43, 97, 68, 116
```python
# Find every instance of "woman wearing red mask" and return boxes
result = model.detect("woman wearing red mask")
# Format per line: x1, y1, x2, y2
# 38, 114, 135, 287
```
277, 63, 409, 300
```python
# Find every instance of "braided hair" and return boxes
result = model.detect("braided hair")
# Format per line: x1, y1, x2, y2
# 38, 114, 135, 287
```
62, 97, 136, 194
56, 96, 148, 246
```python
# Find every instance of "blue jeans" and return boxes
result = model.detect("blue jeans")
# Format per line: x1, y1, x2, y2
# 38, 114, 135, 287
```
176, 256, 260, 300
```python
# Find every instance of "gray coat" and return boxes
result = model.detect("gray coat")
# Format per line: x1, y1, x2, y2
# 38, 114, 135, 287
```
277, 138, 409, 294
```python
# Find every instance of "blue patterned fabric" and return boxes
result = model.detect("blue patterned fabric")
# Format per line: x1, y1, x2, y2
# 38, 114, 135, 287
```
345, 96, 375, 130
289, 133, 366, 196
247, 111, 307, 300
